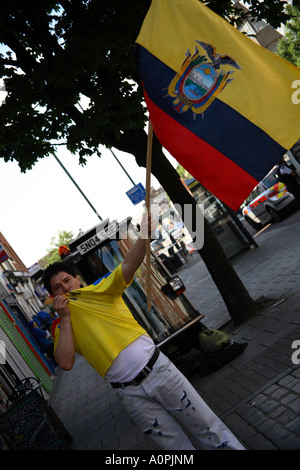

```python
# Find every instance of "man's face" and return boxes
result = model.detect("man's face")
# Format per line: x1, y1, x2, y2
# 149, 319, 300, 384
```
50, 271, 81, 297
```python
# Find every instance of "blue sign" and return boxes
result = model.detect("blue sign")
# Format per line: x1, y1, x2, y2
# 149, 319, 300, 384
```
126, 183, 146, 205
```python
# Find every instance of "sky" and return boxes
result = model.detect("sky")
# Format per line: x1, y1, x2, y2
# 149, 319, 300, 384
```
0, 145, 171, 269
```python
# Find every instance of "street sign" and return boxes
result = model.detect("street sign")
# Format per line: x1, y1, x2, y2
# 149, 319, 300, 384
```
126, 183, 146, 205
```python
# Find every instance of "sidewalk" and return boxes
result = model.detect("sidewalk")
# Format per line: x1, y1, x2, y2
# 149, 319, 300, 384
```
49, 219, 300, 450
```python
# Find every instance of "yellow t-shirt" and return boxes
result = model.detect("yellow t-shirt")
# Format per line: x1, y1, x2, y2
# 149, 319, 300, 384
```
51, 264, 147, 378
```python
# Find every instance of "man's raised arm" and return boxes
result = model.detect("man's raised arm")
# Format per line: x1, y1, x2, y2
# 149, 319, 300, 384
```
122, 212, 155, 284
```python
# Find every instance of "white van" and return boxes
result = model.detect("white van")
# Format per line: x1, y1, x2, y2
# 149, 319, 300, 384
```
242, 166, 296, 230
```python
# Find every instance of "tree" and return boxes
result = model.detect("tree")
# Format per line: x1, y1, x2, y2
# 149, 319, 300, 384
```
0, 0, 291, 324
204, 0, 290, 29
176, 164, 192, 180
277, 5, 300, 67
43, 229, 81, 266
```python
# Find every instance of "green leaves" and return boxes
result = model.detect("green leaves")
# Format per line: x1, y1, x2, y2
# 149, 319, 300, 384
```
277, 5, 300, 67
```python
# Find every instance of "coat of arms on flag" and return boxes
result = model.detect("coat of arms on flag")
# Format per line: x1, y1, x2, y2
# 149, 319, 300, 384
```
168, 41, 241, 115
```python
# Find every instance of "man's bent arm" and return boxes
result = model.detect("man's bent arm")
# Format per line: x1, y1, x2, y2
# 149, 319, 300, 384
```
54, 317, 75, 370
53, 295, 76, 370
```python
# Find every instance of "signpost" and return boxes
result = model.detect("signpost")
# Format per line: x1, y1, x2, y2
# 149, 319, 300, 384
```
0, 390, 71, 449
126, 183, 146, 205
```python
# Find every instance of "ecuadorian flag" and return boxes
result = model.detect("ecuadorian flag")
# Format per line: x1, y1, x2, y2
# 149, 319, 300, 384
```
136, 0, 300, 210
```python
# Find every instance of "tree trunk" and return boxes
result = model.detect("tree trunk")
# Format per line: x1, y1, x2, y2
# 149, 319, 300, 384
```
119, 129, 261, 325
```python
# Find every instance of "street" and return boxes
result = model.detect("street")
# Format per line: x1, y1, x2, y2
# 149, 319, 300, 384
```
178, 205, 300, 331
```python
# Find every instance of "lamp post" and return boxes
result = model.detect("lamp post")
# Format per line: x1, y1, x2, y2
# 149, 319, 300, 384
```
109, 148, 136, 186
53, 154, 103, 221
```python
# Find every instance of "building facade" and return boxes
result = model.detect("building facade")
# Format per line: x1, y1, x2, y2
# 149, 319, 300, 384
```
0, 232, 55, 432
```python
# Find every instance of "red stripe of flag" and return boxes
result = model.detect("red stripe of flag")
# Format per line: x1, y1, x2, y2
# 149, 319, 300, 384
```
144, 89, 258, 210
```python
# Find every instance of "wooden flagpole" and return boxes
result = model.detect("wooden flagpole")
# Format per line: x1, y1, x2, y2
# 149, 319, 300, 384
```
145, 120, 153, 311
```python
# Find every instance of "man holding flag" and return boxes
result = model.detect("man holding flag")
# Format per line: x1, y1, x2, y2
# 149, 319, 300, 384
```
45, 211, 244, 450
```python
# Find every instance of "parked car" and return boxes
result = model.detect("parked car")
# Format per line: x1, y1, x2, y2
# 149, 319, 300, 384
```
242, 166, 295, 230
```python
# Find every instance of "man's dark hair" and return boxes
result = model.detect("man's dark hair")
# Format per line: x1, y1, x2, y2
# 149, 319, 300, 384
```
42, 261, 77, 295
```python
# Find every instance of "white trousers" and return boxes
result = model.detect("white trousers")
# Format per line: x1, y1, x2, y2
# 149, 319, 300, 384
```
115, 352, 245, 450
